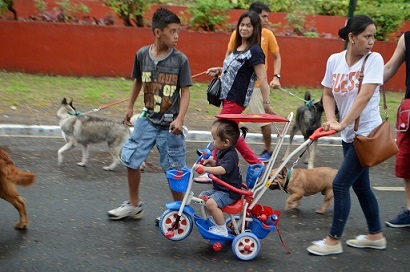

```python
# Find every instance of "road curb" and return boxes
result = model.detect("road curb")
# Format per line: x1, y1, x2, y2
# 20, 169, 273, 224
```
0, 124, 342, 144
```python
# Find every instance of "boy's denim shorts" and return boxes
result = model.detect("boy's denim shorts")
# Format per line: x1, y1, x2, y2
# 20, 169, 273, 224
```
200, 189, 237, 208
121, 117, 186, 172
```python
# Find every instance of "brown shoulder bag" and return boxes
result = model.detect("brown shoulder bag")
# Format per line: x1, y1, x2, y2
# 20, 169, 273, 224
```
353, 55, 398, 167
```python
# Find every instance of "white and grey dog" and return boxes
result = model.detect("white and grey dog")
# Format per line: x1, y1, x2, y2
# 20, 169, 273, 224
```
57, 98, 131, 171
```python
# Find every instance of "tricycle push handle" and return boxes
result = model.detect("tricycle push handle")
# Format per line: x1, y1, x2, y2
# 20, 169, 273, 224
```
309, 127, 338, 141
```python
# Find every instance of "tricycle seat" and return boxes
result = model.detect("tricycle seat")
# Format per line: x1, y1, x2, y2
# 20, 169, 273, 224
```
221, 199, 243, 214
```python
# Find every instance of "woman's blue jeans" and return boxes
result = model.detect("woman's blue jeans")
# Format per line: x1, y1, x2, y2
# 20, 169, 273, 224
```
329, 141, 382, 239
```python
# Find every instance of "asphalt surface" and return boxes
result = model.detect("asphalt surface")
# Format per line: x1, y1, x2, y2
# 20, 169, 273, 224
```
0, 126, 409, 271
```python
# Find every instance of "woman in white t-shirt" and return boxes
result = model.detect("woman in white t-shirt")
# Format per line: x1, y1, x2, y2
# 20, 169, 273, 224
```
307, 15, 386, 256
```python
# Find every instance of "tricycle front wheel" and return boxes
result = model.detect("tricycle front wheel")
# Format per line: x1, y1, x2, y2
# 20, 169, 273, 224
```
159, 209, 193, 241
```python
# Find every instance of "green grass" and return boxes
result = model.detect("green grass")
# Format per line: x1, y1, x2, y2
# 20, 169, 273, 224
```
0, 71, 405, 123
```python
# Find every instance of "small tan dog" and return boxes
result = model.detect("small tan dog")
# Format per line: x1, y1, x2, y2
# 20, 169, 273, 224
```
269, 167, 337, 214
0, 147, 36, 229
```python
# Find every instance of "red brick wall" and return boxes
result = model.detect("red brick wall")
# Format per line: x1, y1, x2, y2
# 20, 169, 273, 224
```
1, 1, 407, 91
0, 21, 405, 91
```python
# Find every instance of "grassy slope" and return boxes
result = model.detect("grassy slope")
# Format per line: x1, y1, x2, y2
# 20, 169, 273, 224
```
0, 72, 405, 130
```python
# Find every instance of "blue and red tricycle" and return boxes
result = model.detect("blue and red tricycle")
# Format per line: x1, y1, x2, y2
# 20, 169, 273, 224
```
158, 113, 337, 261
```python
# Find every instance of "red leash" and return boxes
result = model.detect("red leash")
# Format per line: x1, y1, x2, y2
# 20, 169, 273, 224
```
80, 71, 208, 115
192, 71, 207, 78
80, 98, 129, 115
99, 98, 129, 110
275, 222, 291, 254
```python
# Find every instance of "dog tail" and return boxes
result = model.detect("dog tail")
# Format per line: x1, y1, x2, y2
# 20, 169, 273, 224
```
2, 164, 36, 187
0, 147, 36, 186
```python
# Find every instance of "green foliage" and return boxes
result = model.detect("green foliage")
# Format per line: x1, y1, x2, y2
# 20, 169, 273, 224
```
269, 0, 315, 14
56, 0, 89, 22
30, 0, 90, 23
269, 0, 407, 40
102, 0, 150, 27
316, 0, 349, 16
357, 0, 410, 20
269, 0, 407, 20
269, 0, 296, 13
188, 0, 233, 31
0, 1, 8, 15
230, 0, 251, 10
34, 0, 47, 12
304, 31, 320, 38
0, 0, 13, 17
285, 12, 306, 36
356, 0, 407, 41
151, 0, 194, 4
284, 12, 319, 37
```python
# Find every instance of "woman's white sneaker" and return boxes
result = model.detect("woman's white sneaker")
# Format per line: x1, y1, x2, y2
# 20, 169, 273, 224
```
346, 235, 387, 250
307, 239, 343, 256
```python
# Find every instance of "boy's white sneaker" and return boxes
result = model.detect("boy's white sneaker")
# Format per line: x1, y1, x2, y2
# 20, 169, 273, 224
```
108, 201, 144, 220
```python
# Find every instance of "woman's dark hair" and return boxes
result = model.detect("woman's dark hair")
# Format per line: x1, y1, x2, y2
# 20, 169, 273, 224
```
152, 8, 180, 32
234, 11, 262, 51
338, 14, 375, 44
213, 119, 248, 146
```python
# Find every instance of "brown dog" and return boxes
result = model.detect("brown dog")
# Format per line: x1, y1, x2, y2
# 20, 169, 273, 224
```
269, 167, 337, 214
0, 147, 35, 229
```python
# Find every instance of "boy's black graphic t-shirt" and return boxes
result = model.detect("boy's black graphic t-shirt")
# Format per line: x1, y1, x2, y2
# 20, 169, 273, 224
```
132, 46, 192, 129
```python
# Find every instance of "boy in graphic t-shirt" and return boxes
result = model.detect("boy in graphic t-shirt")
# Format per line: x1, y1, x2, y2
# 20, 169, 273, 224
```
108, 8, 192, 220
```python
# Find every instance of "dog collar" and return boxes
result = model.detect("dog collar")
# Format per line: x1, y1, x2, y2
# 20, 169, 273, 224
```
305, 99, 314, 107
283, 168, 292, 194
68, 111, 81, 116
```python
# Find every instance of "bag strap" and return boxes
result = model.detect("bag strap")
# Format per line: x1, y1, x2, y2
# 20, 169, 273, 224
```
404, 32, 410, 99
353, 54, 386, 132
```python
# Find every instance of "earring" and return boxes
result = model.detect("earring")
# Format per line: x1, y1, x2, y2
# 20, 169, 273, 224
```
351, 40, 355, 44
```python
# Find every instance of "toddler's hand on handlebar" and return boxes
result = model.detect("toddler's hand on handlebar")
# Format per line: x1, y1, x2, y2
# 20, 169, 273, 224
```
194, 164, 205, 174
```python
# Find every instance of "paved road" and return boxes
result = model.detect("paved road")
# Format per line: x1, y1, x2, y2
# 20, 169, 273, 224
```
0, 135, 409, 271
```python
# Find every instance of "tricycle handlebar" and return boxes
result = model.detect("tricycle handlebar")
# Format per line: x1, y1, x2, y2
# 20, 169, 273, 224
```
209, 174, 253, 196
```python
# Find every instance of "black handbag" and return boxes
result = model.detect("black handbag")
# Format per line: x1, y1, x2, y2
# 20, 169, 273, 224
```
206, 76, 222, 107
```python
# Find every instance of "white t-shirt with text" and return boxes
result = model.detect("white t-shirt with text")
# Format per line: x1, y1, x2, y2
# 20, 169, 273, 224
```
321, 51, 384, 143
